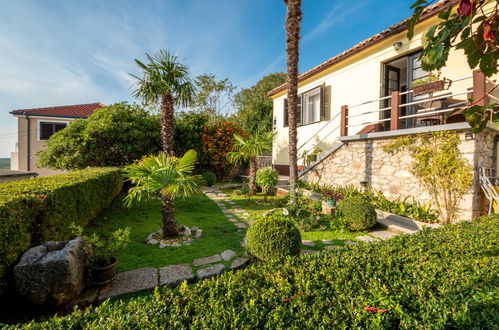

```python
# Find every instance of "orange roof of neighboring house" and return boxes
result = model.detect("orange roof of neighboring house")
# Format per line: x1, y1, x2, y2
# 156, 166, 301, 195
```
9, 102, 106, 118
268, 0, 458, 97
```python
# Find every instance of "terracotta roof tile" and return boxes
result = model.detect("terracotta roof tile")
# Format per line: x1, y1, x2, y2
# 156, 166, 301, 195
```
268, 0, 458, 97
9, 102, 106, 118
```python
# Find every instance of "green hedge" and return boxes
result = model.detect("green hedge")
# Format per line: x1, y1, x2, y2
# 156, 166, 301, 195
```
10, 215, 498, 328
0, 168, 122, 295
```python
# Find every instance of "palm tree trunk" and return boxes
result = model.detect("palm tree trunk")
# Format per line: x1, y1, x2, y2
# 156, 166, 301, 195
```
160, 194, 178, 238
160, 93, 175, 155
284, 0, 302, 201
249, 157, 257, 195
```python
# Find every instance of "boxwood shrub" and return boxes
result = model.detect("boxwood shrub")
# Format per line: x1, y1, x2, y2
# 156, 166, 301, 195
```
0, 167, 122, 294
8, 215, 498, 328
337, 195, 377, 230
246, 215, 301, 261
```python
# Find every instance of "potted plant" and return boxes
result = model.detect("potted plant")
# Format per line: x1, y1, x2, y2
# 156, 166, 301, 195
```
84, 228, 130, 285
412, 72, 450, 96
322, 189, 344, 207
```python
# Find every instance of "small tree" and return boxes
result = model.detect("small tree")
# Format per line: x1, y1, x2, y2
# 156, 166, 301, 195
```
256, 167, 279, 201
226, 131, 273, 195
123, 150, 204, 238
383, 131, 473, 223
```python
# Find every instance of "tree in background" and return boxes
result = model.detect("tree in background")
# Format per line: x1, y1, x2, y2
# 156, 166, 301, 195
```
407, 0, 498, 132
234, 72, 287, 134
38, 103, 160, 170
227, 131, 273, 195
190, 73, 236, 123
173, 111, 210, 157
284, 0, 302, 201
124, 150, 204, 238
200, 121, 245, 179
131, 49, 195, 155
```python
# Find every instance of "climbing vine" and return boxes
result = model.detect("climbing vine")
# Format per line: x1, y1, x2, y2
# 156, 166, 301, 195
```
383, 131, 473, 223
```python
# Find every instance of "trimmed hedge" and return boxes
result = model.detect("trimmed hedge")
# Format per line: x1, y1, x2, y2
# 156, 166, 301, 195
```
337, 195, 377, 231
246, 215, 301, 261
9, 215, 498, 328
0, 168, 122, 295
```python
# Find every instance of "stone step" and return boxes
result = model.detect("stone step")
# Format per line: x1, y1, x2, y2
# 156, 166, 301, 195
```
376, 210, 440, 234
369, 230, 400, 240
355, 235, 380, 243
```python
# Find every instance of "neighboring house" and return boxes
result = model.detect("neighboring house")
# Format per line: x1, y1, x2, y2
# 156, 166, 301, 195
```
268, 0, 499, 220
9, 102, 105, 176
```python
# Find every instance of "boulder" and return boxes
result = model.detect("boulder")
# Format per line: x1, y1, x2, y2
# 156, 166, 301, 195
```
14, 238, 87, 307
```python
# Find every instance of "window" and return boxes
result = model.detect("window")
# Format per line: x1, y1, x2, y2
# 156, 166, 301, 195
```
39, 121, 67, 140
283, 84, 329, 127
302, 88, 321, 125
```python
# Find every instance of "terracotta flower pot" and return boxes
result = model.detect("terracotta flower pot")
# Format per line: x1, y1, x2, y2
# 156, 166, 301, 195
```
90, 257, 118, 285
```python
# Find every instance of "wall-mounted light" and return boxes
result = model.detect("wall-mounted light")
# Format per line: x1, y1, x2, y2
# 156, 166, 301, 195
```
465, 132, 474, 140
393, 42, 402, 51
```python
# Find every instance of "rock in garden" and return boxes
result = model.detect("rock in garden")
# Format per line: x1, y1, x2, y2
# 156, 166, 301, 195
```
195, 230, 203, 239
230, 258, 250, 271
193, 254, 222, 266
234, 222, 247, 229
14, 238, 87, 307
159, 264, 195, 287
302, 240, 315, 246
197, 264, 225, 280
221, 250, 236, 260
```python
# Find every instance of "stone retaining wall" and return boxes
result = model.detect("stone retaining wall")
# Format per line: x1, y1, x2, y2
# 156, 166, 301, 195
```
301, 127, 498, 221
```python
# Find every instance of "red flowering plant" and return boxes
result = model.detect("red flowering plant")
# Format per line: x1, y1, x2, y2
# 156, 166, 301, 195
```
407, 0, 498, 133
199, 121, 246, 178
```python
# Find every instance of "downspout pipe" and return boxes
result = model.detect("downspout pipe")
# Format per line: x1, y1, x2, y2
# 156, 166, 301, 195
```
24, 113, 30, 171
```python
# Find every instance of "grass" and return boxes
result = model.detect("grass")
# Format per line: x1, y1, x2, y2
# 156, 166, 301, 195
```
220, 187, 366, 247
85, 194, 245, 272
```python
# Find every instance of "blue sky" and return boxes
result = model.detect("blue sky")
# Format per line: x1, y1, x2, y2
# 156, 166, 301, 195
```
0, 0, 413, 158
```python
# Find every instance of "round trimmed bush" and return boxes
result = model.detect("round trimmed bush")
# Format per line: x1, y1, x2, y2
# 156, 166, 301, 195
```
245, 215, 301, 261
337, 196, 377, 231
202, 172, 217, 187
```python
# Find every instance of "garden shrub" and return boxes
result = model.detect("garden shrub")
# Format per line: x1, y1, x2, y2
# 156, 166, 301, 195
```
0, 167, 122, 294
9, 216, 499, 328
245, 215, 301, 261
337, 196, 377, 231
255, 167, 278, 200
202, 172, 217, 187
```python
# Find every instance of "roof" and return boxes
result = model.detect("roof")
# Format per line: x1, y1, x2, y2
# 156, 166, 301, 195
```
9, 102, 106, 118
268, 0, 458, 97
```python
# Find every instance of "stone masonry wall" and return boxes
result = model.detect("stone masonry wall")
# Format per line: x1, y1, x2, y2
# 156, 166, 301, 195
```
301, 128, 498, 222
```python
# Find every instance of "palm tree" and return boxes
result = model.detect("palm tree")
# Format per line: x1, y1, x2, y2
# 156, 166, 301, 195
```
227, 132, 273, 195
123, 150, 204, 238
131, 49, 195, 155
284, 0, 302, 201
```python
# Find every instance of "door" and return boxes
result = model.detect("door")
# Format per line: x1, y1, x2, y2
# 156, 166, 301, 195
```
382, 65, 400, 130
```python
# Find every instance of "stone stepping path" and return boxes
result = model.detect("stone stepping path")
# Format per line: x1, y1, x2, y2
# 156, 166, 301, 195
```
75, 248, 250, 306
203, 186, 251, 231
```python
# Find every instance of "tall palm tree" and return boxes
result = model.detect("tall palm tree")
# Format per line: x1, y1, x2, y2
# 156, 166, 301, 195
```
227, 132, 273, 195
284, 0, 302, 201
131, 49, 195, 155
123, 150, 204, 238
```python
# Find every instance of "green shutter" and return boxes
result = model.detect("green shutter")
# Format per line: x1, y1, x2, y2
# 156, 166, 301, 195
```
283, 99, 288, 127
321, 84, 331, 121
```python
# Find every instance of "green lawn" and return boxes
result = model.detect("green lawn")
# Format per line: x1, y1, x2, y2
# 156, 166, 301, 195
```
85, 194, 245, 272
220, 187, 364, 247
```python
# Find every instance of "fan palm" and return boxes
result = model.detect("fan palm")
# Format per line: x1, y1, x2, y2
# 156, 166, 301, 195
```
131, 49, 195, 155
123, 150, 204, 238
227, 132, 273, 195
284, 0, 302, 201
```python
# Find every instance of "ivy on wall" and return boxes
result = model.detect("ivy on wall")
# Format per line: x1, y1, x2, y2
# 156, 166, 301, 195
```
383, 131, 473, 224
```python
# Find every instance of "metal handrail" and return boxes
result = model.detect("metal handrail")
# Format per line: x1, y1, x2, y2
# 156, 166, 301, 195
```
348, 95, 391, 109
297, 112, 341, 151
347, 107, 391, 119
398, 102, 468, 119
399, 90, 471, 108
346, 117, 391, 128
